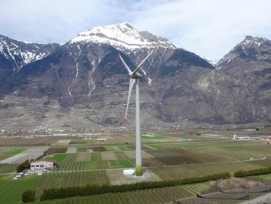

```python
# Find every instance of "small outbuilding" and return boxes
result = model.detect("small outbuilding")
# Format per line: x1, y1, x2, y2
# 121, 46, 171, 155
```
97, 138, 107, 142
123, 169, 135, 176
30, 160, 55, 171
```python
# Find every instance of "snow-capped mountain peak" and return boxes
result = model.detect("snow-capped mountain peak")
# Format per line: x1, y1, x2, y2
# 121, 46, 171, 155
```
240, 35, 269, 47
217, 35, 271, 67
70, 23, 176, 51
0, 34, 58, 70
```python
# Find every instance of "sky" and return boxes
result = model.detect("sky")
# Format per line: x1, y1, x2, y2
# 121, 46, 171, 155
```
1, 0, 271, 61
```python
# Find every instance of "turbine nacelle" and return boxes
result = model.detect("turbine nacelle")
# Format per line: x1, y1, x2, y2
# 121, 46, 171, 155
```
130, 72, 142, 79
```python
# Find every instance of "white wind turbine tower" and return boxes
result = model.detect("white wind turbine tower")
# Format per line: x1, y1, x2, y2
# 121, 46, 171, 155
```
119, 48, 156, 176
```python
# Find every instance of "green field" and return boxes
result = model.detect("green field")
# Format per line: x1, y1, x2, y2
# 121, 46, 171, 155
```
80, 161, 96, 170
0, 171, 110, 203
108, 160, 134, 168
0, 174, 38, 203
0, 148, 26, 161
249, 173, 271, 181
6, 148, 25, 155
48, 153, 68, 161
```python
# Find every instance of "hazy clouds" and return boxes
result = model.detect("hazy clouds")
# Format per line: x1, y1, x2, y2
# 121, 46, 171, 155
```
1, 0, 271, 60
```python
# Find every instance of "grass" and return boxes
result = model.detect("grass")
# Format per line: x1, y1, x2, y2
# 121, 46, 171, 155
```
6, 148, 25, 155
118, 146, 131, 151
0, 164, 17, 173
0, 174, 38, 203
91, 152, 100, 162
32, 171, 109, 191
108, 160, 134, 168
249, 173, 271, 181
80, 161, 96, 170
48, 153, 68, 161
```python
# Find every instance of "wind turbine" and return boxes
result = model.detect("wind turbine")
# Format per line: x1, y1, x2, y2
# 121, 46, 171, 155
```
119, 48, 156, 176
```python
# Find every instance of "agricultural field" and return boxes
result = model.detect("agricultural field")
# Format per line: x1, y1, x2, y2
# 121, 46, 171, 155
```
0, 147, 48, 164
0, 127, 271, 203
0, 148, 25, 161
0, 174, 39, 203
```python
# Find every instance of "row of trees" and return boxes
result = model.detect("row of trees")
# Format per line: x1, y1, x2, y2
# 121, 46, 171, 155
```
234, 167, 271, 177
36, 172, 230, 201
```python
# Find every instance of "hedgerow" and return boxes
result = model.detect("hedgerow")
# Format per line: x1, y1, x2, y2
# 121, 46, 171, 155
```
21, 190, 36, 203
234, 167, 271, 177
37, 172, 230, 201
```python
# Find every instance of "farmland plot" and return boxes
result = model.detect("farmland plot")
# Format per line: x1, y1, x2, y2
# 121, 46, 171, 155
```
149, 160, 267, 180
166, 148, 223, 163
0, 148, 25, 161
143, 158, 164, 167
76, 152, 92, 161
0, 164, 17, 173
54, 139, 71, 146
0, 174, 38, 204
181, 142, 271, 162
92, 146, 106, 152
114, 152, 130, 160
108, 160, 133, 169
0, 147, 48, 164
46, 147, 67, 154
47, 153, 67, 161
101, 152, 118, 160
32, 171, 110, 191
147, 149, 198, 165
66, 147, 76, 153
0, 137, 61, 146
56, 153, 97, 170
124, 150, 153, 159
104, 146, 131, 152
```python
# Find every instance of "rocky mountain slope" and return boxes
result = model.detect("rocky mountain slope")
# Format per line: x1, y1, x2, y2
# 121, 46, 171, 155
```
0, 25, 270, 131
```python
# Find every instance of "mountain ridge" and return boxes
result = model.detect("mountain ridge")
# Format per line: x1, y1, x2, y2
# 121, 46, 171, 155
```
0, 23, 270, 131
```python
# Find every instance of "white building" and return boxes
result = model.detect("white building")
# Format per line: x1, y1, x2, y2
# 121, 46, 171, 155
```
97, 138, 107, 142
123, 169, 135, 175
30, 160, 54, 171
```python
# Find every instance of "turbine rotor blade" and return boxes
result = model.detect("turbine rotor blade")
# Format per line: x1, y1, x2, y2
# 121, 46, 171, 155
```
118, 53, 133, 75
124, 78, 136, 126
132, 47, 156, 75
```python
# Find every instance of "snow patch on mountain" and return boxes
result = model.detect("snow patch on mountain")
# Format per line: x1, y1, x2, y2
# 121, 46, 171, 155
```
241, 36, 269, 47
199, 55, 217, 66
0, 35, 57, 70
70, 23, 176, 51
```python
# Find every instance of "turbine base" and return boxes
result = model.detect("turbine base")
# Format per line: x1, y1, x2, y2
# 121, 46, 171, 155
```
136, 165, 143, 176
